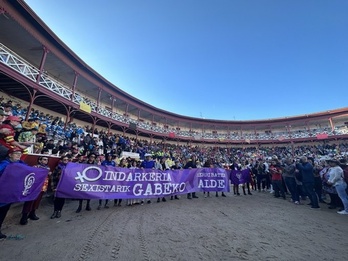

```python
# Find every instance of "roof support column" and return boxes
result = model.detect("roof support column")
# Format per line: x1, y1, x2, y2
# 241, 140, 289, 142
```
306, 121, 310, 131
97, 88, 102, 109
106, 122, 113, 134
71, 71, 79, 101
64, 106, 75, 129
25, 89, 38, 121
36, 46, 49, 83
329, 117, 334, 132
111, 96, 115, 112
91, 117, 98, 136
125, 103, 129, 115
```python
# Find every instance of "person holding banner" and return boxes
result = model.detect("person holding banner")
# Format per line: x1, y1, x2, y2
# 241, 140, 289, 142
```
184, 155, 199, 199
170, 160, 181, 200
0, 147, 26, 239
50, 155, 70, 219
19, 156, 51, 225
140, 153, 155, 204
230, 161, 251, 196
231, 161, 241, 196
214, 159, 227, 197
73, 154, 85, 164
97, 153, 115, 209
113, 157, 129, 206
241, 160, 253, 196
203, 159, 227, 198
76, 153, 95, 212
128, 159, 141, 205
203, 159, 213, 198
101, 153, 116, 167
155, 156, 167, 203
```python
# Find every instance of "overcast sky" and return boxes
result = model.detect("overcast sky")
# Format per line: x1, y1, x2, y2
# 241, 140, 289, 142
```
25, 0, 348, 121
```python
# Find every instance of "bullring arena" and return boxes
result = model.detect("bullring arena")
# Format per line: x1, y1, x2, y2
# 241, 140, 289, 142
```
0, 1, 348, 261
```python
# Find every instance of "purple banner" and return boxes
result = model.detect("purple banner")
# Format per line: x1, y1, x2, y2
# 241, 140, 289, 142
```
230, 169, 251, 185
56, 163, 230, 199
0, 163, 49, 203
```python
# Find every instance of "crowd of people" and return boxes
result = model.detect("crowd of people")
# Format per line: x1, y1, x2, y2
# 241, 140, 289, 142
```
1, 99, 348, 239
2, 94, 348, 143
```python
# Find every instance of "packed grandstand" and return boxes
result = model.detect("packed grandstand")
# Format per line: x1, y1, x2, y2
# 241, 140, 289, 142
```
0, 1, 348, 244
0, 0, 348, 153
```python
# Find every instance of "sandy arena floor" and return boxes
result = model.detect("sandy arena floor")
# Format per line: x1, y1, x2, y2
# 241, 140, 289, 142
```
1, 190, 347, 261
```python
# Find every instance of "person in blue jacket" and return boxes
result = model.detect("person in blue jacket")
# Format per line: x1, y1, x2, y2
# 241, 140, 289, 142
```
296, 156, 320, 209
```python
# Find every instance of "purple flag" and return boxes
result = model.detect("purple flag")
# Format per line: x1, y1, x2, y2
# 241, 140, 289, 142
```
0, 163, 49, 203
56, 163, 230, 199
230, 169, 251, 185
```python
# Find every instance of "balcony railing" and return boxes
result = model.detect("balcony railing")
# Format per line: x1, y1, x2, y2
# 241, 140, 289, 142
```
1, 42, 347, 142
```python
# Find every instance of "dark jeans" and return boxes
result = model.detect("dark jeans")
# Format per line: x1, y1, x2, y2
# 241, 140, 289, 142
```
0, 204, 11, 230
314, 176, 324, 201
257, 175, 270, 190
187, 192, 197, 198
302, 182, 319, 207
296, 184, 307, 200
53, 197, 65, 211
78, 199, 91, 207
114, 199, 122, 205
328, 193, 343, 208
99, 199, 109, 206
272, 180, 285, 198
284, 177, 299, 202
